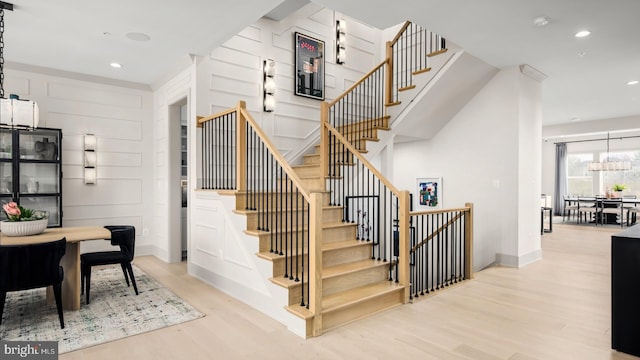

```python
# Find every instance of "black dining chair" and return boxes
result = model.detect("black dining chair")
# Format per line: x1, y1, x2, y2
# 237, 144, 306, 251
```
81, 225, 138, 304
0, 238, 67, 329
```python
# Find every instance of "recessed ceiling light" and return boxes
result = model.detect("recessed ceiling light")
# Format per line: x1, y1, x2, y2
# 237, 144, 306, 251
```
570, 117, 581, 122
533, 16, 550, 27
627, 80, 639, 85
110, 62, 123, 68
126, 32, 151, 42
575, 30, 591, 38
578, 51, 587, 57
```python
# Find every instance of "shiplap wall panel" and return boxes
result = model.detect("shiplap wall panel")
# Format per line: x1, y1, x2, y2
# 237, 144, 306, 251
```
196, 3, 381, 162
4, 76, 30, 96
47, 82, 143, 109
4, 69, 154, 256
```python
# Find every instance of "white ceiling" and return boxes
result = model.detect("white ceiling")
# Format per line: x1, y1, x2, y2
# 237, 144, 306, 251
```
3, 0, 640, 126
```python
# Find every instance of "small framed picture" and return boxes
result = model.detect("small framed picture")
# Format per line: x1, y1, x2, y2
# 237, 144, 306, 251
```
294, 32, 325, 100
416, 177, 442, 210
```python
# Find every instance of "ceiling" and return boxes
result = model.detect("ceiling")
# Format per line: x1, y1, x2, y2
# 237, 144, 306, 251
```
3, 0, 639, 126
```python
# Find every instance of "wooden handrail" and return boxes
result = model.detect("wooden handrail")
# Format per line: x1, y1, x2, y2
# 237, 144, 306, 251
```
196, 108, 237, 127
409, 210, 468, 253
409, 206, 472, 216
389, 21, 411, 47
239, 107, 311, 202
328, 60, 387, 108
325, 123, 402, 196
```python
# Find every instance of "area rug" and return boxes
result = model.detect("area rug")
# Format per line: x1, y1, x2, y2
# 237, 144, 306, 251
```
0, 264, 205, 353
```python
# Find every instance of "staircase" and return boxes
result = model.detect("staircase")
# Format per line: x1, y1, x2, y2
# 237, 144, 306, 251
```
195, 21, 473, 338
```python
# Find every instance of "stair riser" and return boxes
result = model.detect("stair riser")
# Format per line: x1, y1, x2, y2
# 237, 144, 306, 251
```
315, 139, 368, 152
236, 192, 331, 210
323, 264, 388, 296
256, 230, 308, 252
323, 207, 344, 223
335, 118, 390, 133
245, 210, 309, 231
322, 225, 357, 243
271, 254, 308, 278
303, 154, 320, 165
322, 289, 403, 331
323, 244, 372, 268
293, 166, 321, 178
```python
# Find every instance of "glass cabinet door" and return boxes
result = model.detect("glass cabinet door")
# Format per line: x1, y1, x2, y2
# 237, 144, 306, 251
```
18, 129, 60, 161
19, 162, 60, 194
0, 162, 12, 195
0, 129, 12, 159
19, 196, 61, 227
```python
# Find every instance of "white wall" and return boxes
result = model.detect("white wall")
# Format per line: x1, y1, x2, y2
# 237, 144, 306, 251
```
4, 67, 155, 254
392, 67, 543, 270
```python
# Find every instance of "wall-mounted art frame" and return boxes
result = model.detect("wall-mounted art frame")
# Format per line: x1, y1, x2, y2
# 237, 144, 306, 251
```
294, 32, 325, 100
416, 177, 442, 210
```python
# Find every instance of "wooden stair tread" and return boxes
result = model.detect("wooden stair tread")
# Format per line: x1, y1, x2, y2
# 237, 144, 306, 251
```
285, 304, 313, 320
244, 227, 308, 237
323, 259, 387, 278
413, 67, 432, 75
322, 222, 357, 230
270, 275, 302, 289
256, 250, 307, 261
322, 281, 403, 312
323, 239, 369, 252
427, 48, 448, 57
385, 101, 401, 107
399, 85, 416, 92
234, 207, 309, 215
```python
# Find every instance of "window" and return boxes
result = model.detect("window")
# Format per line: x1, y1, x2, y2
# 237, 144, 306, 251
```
600, 150, 640, 196
567, 153, 593, 196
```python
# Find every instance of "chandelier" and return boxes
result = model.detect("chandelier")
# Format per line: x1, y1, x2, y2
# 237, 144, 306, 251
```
0, 1, 39, 128
587, 132, 632, 171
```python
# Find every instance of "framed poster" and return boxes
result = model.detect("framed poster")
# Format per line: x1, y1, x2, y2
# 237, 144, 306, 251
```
294, 32, 325, 100
416, 177, 442, 210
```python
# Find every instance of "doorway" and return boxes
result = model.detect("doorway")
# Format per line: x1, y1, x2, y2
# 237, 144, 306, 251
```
168, 98, 188, 263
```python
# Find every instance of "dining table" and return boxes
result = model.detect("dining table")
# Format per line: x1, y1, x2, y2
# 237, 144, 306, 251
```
0, 226, 111, 310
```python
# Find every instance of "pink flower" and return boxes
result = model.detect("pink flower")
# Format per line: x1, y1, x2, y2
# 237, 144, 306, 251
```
3, 201, 20, 217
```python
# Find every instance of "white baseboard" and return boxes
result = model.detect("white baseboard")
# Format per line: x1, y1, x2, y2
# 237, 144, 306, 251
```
496, 249, 542, 268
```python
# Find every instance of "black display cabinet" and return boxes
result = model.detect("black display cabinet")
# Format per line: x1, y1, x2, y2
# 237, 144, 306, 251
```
611, 224, 640, 356
0, 127, 63, 227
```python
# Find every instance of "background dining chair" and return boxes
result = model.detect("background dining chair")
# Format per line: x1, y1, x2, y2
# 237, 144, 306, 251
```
81, 225, 138, 304
577, 197, 600, 225
562, 195, 579, 222
601, 198, 624, 227
0, 238, 67, 329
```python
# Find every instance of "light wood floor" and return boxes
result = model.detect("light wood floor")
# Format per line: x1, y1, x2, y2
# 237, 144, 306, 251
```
61, 223, 639, 360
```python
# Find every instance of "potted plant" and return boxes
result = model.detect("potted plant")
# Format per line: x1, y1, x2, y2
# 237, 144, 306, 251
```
1, 201, 49, 236
612, 184, 626, 197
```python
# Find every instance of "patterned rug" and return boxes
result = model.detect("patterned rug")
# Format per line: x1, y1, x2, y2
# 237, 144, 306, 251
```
0, 264, 205, 353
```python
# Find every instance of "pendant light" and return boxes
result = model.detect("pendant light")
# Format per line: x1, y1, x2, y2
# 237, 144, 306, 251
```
587, 132, 632, 171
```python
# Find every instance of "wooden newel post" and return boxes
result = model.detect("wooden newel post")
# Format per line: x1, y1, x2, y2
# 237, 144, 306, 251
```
309, 192, 323, 336
464, 202, 474, 279
399, 190, 410, 303
236, 101, 247, 192
385, 41, 393, 106
320, 102, 329, 180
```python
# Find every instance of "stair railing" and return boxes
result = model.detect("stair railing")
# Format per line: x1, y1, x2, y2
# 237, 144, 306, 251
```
386, 21, 447, 106
320, 105, 412, 303
408, 203, 473, 300
198, 101, 316, 311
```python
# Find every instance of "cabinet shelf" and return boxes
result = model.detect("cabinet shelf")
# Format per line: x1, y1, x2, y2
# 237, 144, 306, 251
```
0, 127, 63, 227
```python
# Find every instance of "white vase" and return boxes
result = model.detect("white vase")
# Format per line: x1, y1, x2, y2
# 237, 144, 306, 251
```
0, 219, 48, 236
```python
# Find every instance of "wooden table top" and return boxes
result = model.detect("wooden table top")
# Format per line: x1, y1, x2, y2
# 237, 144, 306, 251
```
0, 226, 110, 245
